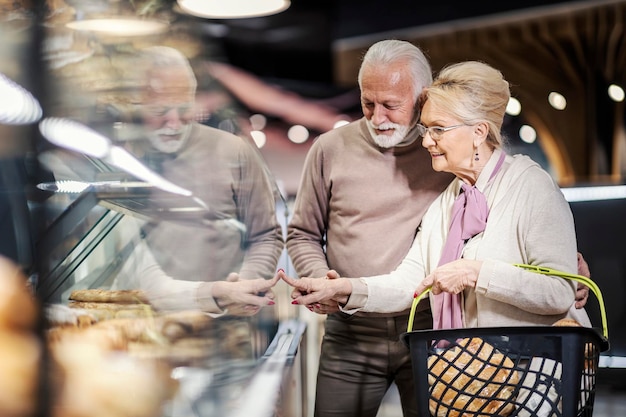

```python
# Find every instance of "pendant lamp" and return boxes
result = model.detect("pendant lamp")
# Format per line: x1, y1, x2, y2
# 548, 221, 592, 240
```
177, 0, 290, 19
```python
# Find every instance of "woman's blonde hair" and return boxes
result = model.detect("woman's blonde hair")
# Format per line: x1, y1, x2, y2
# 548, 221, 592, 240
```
422, 61, 510, 149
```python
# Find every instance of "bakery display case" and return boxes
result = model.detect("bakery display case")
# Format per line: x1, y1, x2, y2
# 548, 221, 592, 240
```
35, 151, 306, 417
27, 6, 305, 417
0, 2, 307, 416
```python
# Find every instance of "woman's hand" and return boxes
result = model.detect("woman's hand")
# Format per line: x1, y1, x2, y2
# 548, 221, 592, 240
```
278, 270, 351, 315
209, 273, 279, 316
415, 259, 482, 297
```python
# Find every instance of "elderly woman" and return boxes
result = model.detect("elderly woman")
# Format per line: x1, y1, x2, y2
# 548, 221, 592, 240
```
281, 60, 591, 329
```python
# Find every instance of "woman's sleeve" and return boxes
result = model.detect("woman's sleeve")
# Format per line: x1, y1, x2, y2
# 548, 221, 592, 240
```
475, 171, 577, 314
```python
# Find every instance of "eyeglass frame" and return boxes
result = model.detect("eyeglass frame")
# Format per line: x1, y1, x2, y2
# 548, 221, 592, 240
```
416, 123, 467, 140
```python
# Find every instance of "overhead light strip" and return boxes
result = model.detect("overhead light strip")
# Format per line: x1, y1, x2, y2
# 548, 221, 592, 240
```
561, 185, 626, 202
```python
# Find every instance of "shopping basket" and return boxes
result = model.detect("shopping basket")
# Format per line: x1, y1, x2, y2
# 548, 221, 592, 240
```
401, 264, 610, 417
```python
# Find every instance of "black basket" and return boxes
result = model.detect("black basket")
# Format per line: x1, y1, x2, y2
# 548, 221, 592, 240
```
401, 326, 609, 417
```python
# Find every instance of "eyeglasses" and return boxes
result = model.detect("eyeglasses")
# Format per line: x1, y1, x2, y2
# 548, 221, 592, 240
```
416, 123, 466, 140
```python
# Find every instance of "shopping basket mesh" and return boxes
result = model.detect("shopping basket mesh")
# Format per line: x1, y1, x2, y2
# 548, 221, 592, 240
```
403, 327, 606, 417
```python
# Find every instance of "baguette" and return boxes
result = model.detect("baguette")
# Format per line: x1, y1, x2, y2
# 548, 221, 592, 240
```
68, 301, 151, 310
69, 289, 149, 304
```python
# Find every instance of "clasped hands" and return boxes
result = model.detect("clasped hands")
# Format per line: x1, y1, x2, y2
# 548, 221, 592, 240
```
207, 272, 279, 316
277, 269, 352, 315
277, 254, 590, 314
213, 255, 591, 317
276, 262, 481, 316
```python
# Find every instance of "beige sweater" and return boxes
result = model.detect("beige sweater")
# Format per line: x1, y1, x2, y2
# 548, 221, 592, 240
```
114, 123, 283, 313
286, 118, 452, 315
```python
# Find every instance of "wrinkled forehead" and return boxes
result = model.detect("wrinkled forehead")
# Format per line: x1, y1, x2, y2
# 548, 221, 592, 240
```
144, 66, 195, 104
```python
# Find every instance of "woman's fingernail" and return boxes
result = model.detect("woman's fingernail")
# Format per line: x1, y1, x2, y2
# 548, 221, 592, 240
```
291, 300, 299, 305
268, 300, 275, 305
278, 268, 284, 273
413, 292, 418, 298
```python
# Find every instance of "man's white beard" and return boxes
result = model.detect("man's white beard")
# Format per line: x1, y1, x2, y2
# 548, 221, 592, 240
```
148, 124, 192, 153
366, 120, 410, 148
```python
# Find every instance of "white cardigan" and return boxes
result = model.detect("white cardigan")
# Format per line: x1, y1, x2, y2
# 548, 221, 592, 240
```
347, 149, 592, 328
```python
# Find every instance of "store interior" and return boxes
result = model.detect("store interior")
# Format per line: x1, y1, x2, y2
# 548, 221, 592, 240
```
0, 0, 625, 416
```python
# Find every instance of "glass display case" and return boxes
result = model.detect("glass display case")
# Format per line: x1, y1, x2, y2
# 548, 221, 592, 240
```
34, 149, 306, 417
0, 2, 309, 416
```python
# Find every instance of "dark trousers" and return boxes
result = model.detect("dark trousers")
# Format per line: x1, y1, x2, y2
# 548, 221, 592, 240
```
314, 309, 432, 417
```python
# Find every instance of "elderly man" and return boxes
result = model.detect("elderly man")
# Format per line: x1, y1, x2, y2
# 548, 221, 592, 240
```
286, 39, 590, 417
286, 39, 451, 417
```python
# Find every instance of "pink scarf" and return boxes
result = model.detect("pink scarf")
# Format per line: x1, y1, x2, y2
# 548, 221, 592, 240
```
432, 152, 506, 329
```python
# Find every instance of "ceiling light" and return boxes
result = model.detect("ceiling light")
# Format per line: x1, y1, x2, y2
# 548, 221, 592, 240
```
561, 185, 626, 202
0, 73, 42, 125
39, 117, 110, 158
249, 114, 267, 130
37, 180, 90, 194
505, 97, 521, 116
287, 125, 309, 144
333, 120, 350, 129
36, 180, 150, 194
518, 124, 537, 144
38, 117, 191, 196
608, 84, 625, 102
250, 130, 266, 148
177, 0, 290, 19
66, 18, 169, 37
548, 92, 567, 110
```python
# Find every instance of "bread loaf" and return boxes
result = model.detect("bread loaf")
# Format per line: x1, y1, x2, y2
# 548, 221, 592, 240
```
69, 289, 149, 304
49, 336, 178, 417
0, 257, 38, 330
552, 318, 582, 327
0, 256, 42, 417
427, 337, 519, 417
45, 304, 97, 328
552, 318, 595, 371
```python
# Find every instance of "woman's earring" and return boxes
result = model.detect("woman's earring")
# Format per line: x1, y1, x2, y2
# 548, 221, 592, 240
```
474, 151, 479, 161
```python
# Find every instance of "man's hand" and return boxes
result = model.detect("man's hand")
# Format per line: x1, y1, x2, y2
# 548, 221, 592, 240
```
278, 270, 350, 315
576, 252, 591, 309
211, 273, 279, 316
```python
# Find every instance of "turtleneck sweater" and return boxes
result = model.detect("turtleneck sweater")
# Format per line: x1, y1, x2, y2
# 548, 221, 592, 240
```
287, 117, 453, 316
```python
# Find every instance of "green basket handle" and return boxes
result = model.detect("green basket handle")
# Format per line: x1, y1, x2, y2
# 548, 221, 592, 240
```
407, 264, 609, 339
513, 264, 608, 339
407, 287, 431, 332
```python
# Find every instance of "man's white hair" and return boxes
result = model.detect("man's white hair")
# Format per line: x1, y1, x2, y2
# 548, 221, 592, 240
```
140, 46, 198, 92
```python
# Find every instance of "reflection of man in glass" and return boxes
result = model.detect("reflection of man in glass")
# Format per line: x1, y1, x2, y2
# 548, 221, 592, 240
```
140, 58, 195, 154
113, 46, 283, 316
